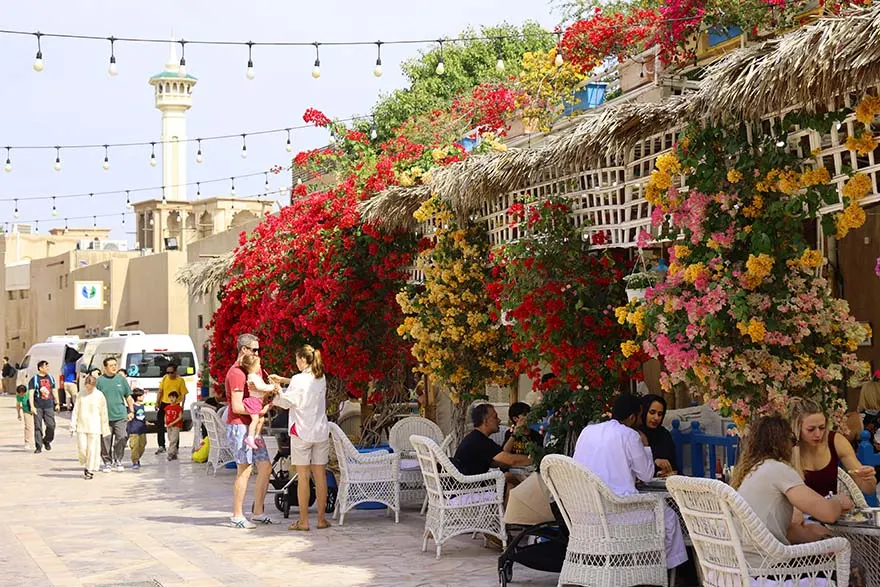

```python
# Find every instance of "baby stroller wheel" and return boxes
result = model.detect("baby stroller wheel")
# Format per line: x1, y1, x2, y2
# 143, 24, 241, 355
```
274, 492, 288, 515
498, 560, 513, 585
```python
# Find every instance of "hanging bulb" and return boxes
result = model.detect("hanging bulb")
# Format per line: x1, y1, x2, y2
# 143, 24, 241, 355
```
108, 37, 118, 76
102, 145, 110, 170
4, 148, 11, 173
495, 44, 505, 72
285, 129, 293, 153
51, 197, 58, 216
125, 190, 131, 208
121, 213, 125, 225
178, 41, 187, 77
196, 139, 203, 163
230, 177, 236, 196
371, 126, 378, 140
374, 41, 383, 77
264, 173, 270, 191
312, 42, 321, 79
196, 182, 201, 197
241, 135, 248, 159
93, 216, 97, 228
435, 40, 445, 75
554, 32, 563, 67
161, 187, 167, 204
246, 41, 255, 80
555, 51, 564, 67
33, 33, 44, 72
13, 199, 19, 219
150, 142, 157, 167
53, 147, 62, 171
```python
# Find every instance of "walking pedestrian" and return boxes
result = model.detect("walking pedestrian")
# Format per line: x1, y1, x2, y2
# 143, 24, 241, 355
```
15, 384, 33, 448
226, 333, 273, 529
128, 388, 147, 469
61, 357, 78, 411
28, 360, 59, 454
155, 363, 187, 455
2, 356, 17, 396
164, 391, 183, 461
96, 357, 134, 473
70, 375, 109, 479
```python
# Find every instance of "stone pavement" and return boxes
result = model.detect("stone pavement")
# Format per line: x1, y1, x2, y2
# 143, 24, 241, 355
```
0, 397, 559, 587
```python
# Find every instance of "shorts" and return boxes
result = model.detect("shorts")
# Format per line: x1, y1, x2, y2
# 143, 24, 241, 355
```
227, 423, 269, 466
242, 396, 264, 416
290, 435, 331, 466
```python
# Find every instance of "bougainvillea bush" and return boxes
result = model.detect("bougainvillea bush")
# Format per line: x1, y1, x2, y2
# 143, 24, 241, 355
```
617, 110, 872, 427
489, 197, 645, 456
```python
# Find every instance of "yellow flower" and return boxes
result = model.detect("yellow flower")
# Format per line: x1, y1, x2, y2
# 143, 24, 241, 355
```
614, 306, 629, 325
776, 170, 801, 195
800, 167, 830, 187
746, 253, 774, 279
743, 225, 752, 233
707, 238, 720, 251
398, 172, 414, 187
673, 245, 691, 260
431, 148, 446, 162
835, 201, 867, 239
726, 169, 743, 184
620, 340, 640, 358
845, 134, 878, 156
842, 173, 872, 201
799, 249, 825, 269
682, 263, 705, 284
747, 319, 767, 343
855, 95, 880, 125
742, 195, 764, 218
655, 153, 682, 175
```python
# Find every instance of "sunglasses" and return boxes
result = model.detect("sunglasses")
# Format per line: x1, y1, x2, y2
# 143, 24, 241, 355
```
249, 347, 260, 353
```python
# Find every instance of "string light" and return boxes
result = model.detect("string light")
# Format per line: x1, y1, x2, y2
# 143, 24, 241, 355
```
34, 220, 38, 233
196, 182, 201, 197
240, 134, 248, 159
285, 129, 292, 153
230, 177, 236, 196
64, 218, 68, 230
4, 147, 10, 173
264, 172, 270, 191
311, 42, 321, 79
196, 138, 203, 163
435, 40, 445, 75
370, 123, 378, 140
555, 32, 564, 67
51, 196, 58, 216
14, 199, 20, 218
246, 41, 255, 80
121, 212, 125, 225
33, 32, 43, 72
161, 186, 166, 204
93, 215, 96, 228
374, 41, 383, 77
495, 40, 505, 72
178, 40, 187, 77
102, 145, 110, 170
125, 190, 131, 207
108, 36, 118, 76
150, 142, 157, 167
53, 146, 62, 171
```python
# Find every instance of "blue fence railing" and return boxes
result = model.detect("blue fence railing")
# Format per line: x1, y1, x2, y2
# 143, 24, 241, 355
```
670, 420, 739, 478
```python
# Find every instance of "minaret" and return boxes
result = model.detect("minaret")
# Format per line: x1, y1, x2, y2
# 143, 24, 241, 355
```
149, 42, 196, 201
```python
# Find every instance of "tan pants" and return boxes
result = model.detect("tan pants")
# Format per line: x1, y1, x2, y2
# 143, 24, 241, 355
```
63, 382, 77, 408
129, 433, 146, 464
22, 412, 34, 447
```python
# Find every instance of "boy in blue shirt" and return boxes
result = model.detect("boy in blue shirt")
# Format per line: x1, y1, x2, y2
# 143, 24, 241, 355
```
127, 388, 147, 469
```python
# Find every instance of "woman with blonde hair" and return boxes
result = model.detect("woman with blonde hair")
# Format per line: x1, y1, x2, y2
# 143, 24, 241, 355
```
271, 345, 330, 532
789, 397, 876, 496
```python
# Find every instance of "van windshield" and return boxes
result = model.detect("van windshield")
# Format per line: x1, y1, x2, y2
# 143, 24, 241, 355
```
125, 352, 196, 378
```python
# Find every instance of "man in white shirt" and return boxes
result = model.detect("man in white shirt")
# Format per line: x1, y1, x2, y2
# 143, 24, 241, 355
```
573, 394, 688, 570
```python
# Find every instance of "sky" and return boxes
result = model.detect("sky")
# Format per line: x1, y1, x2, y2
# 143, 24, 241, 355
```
0, 0, 559, 243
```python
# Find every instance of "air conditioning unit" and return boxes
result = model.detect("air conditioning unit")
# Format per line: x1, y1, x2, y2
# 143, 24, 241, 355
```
76, 239, 129, 251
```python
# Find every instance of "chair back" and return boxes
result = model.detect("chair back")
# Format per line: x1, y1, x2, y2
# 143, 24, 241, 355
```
666, 475, 791, 582
389, 417, 443, 454
329, 421, 362, 482
201, 407, 226, 448
410, 435, 446, 506
837, 467, 870, 509
671, 420, 739, 478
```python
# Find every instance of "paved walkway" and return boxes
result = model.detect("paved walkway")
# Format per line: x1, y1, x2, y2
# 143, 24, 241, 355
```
0, 397, 558, 587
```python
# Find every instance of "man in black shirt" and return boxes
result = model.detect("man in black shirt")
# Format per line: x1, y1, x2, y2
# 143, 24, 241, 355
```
453, 404, 531, 476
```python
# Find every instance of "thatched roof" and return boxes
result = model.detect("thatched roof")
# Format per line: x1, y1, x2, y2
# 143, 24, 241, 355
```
360, 5, 880, 230
176, 251, 236, 296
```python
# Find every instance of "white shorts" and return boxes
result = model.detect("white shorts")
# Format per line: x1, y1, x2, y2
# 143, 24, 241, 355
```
290, 435, 330, 466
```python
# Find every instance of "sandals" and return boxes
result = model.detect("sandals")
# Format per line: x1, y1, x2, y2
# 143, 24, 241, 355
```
288, 521, 310, 532
317, 521, 331, 530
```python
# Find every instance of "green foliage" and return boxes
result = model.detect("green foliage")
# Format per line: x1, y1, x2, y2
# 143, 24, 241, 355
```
371, 22, 554, 140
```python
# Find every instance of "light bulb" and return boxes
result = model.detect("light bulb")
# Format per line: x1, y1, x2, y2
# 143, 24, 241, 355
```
33, 55, 44, 72
246, 62, 255, 80
52, 207, 58, 217
14, 209, 20, 218
374, 63, 383, 77
436, 60, 445, 75
103, 157, 110, 170
312, 64, 321, 79
241, 146, 247, 159
371, 127, 378, 140
150, 154, 157, 167
54, 158, 62, 172
108, 57, 118, 77
286, 140, 292, 153
196, 150, 203, 163
555, 52, 564, 67
496, 58, 505, 72
4, 160, 10, 173
179, 60, 187, 77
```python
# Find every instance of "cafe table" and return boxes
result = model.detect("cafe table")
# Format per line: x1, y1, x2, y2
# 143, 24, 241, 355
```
828, 514, 880, 585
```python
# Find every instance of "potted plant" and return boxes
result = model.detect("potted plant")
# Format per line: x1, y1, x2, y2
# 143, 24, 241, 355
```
623, 271, 659, 301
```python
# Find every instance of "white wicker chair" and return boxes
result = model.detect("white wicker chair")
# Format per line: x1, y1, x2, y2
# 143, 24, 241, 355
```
837, 467, 869, 509
540, 454, 669, 587
201, 407, 235, 476
418, 433, 458, 516
328, 422, 400, 525
410, 434, 506, 559
389, 417, 444, 506
666, 475, 851, 587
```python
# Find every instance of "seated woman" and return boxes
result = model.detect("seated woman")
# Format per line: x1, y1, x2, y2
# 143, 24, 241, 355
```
733, 415, 862, 586
639, 394, 677, 477
789, 397, 876, 496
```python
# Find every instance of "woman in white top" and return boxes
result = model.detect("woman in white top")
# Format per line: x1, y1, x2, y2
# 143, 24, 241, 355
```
272, 345, 330, 532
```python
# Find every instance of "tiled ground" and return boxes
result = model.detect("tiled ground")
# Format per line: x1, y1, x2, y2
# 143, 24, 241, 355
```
0, 396, 559, 587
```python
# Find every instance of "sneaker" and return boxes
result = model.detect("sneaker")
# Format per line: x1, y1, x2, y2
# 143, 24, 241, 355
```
230, 517, 257, 530
155, 447, 166, 455
251, 513, 275, 525
114, 464, 125, 472
44, 442, 51, 451
102, 464, 112, 473
132, 462, 141, 470
34, 448, 42, 454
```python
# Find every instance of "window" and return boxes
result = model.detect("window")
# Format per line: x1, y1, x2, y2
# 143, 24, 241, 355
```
19, 290, 27, 299
59, 276, 63, 289
7, 291, 13, 301
197, 314, 204, 329
48, 293, 52, 301
125, 352, 196, 378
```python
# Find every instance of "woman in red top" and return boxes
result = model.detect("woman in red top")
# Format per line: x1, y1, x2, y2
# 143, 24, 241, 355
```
790, 397, 876, 497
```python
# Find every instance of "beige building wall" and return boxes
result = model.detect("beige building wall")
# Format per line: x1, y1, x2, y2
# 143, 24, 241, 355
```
117, 251, 189, 335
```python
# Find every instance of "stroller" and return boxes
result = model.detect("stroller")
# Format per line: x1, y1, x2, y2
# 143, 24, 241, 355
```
497, 502, 568, 586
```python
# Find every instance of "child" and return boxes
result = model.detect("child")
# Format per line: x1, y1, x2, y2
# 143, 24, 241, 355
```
240, 354, 279, 449
127, 388, 147, 469
164, 391, 183, 461
503, 402, 544, 456
69, 375, 110, 479
15, 384, 34, 449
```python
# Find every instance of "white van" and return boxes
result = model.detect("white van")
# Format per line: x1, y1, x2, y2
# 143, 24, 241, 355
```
16, 341, 82, 404
85, 334, 199, 428
75, 337, 107, 388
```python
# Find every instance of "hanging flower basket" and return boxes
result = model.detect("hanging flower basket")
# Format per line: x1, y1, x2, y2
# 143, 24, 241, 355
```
623, 271, 658, 301
626, 287, 647, 301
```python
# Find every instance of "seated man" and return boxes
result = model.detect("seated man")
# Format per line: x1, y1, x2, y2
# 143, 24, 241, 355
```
573, 393, 688, 571
453, 403, 531, 477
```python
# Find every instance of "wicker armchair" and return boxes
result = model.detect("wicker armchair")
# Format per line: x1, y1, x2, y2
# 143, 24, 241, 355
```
201, 407, 235, 476
540, 454, 669, 587
389, 417, 444, 506
837, 467, 870, 509
328, 422, 400, 525
410, 434, 506, 559
666, 475, 851, 587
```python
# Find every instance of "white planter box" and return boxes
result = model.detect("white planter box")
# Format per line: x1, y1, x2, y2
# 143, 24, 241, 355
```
626, 288, 647, 302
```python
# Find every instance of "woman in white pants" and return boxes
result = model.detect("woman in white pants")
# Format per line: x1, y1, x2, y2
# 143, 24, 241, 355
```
70, 375, 110, 479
